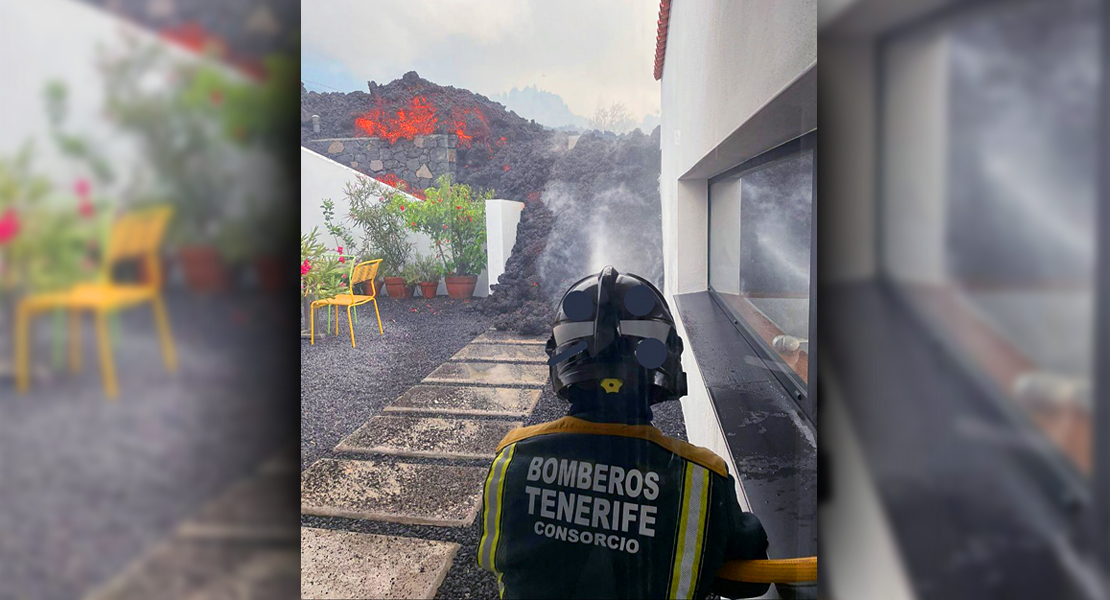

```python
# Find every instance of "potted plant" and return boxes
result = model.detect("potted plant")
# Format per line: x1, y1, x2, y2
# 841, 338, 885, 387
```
412, 253, 442, 299
98, 36, 300, 295
346, 176, 413, 299
390, 175, 490, 299
392, 262, 418, 299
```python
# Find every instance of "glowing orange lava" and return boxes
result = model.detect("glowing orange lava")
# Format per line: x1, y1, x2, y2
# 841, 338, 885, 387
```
450, 106, 490, 150
356, 96, 437, 144
374, 174, 425, 199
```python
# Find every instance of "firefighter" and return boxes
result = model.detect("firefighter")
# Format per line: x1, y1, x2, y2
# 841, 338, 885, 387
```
478, 266, 770, 599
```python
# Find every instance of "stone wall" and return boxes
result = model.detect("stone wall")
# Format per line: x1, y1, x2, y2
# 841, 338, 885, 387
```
304, 134, 457, 192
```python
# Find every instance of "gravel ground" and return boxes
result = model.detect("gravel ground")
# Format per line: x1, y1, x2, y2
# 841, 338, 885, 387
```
0, 292, 295, 600
300, 295, 494, 468
301, 294, 688, 599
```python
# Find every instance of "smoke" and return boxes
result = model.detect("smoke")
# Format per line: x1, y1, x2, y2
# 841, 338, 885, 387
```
538, 181, 664, 302
946, 0, 1099, 286
737, 151, 813, 298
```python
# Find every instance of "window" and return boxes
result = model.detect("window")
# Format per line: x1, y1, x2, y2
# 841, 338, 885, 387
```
880, 0, 1099, 475
707, 133, 816, 409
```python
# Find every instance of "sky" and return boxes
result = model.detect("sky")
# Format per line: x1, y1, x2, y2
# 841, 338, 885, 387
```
301, 0, 662, 121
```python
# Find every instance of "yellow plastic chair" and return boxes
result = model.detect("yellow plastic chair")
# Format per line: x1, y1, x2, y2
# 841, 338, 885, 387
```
310, 258, 384, 348
15, 206, 176, 399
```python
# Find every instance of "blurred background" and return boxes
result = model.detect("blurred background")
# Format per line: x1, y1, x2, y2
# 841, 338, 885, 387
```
821, 0, 1108, 598
3, 0, 1109, 598
0, 1, 299, 599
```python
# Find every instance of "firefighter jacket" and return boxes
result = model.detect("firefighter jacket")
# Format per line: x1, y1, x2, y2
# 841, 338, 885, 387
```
477, 416, 770, 599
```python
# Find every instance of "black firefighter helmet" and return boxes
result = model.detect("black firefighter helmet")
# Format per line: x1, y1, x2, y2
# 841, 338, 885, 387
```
546, 266, 688, 405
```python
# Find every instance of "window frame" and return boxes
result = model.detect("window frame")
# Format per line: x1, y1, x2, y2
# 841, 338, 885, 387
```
706, 130, 817, 421
874, 0, 1100, 538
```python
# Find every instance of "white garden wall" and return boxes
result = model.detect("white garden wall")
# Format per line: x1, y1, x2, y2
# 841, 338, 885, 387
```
301, 147, 492, 297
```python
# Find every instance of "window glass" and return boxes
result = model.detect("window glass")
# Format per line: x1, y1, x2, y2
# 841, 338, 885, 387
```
882, 0, 1098, 473
709, 148, 813, 384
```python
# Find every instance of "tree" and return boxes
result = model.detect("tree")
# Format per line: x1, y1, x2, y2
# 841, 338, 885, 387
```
589, 102, 637, 133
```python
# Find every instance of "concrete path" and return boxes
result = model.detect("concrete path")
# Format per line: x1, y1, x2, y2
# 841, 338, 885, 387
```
473, 330, 547, 345
423, 362, 548, 387
384, 385, 542, 417
301, 528, 459, 600
300, 327, 549, 598
450, 343, 547, 363
301, 459, 487, 526
336, 415, 523, 459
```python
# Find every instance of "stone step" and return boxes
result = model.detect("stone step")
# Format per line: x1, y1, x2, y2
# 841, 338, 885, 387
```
473, 329, 547, 345
301, 528, 458, 600
336, 415, 522, 460
83, 539, 273, 600
184, 550, 299, 600
176, 471, 298, 542
300, 459, 487, 527
423, 362, 548, 387
384, 385, 543, 418
450, 343, 548, 363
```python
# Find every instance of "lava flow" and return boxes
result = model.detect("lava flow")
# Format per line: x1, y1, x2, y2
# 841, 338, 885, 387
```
373, 173, 425, 199
355, 96, 437, 143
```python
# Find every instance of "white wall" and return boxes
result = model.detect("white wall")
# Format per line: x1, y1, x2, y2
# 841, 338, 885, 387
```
659, 0, 817, 297
485, 200, 524, 295
301, 147, 489, 296
708, 178, 741, 294
821, 39, 878, 281
881, 27, 950, 285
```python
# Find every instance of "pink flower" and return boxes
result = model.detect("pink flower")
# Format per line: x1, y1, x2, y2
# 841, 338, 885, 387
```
400, 206, 405, 211
0, 208, 20, 245
75, 179, 91, 199
337, 246, 345, 263
300, 259, 311, 276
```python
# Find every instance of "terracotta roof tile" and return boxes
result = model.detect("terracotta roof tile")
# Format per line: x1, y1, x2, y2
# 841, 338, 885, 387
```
654, 0, 673, 80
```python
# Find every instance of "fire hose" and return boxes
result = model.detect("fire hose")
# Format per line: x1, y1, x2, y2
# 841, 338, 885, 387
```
716, 556, 818, 584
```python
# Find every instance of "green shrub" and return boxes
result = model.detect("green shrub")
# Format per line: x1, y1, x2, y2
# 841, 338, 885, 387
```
410, 252, 443, 284
388, 175, 490, 276
346, 176, 413, 278
300, 227, 346, 299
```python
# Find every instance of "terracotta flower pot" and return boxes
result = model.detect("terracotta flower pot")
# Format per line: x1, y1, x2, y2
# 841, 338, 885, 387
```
444, 275, 478, 299
384, 277, 414, 299
419, 281, 438, 298
178, 245, 229, 293
360, 278, 383, 297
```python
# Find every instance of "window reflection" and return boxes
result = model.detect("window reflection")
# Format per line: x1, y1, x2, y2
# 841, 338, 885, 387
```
882, 0, 1098, 473
709, 148, 813, 383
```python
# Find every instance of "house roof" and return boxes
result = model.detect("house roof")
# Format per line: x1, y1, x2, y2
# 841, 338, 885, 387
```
654, 0, 672, 80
